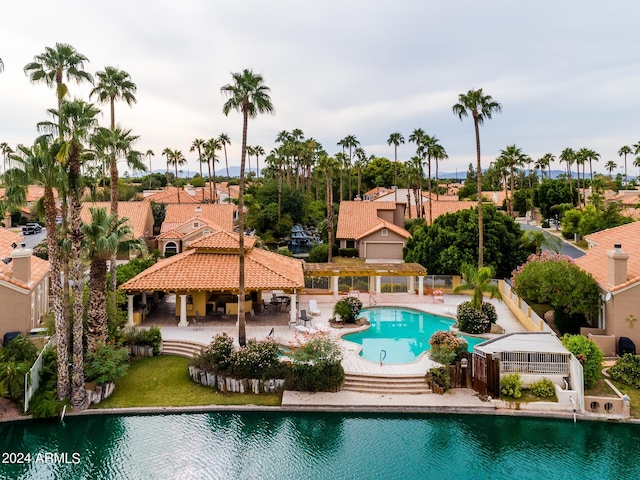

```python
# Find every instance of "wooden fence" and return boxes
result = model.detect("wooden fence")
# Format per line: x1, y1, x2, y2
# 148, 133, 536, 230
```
473, 353, 501, 397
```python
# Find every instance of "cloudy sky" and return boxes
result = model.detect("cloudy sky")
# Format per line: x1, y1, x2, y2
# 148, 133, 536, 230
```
1, 1, 639, 177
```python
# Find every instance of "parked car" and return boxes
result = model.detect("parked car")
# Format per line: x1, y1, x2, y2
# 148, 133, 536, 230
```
22, 223, 42, 235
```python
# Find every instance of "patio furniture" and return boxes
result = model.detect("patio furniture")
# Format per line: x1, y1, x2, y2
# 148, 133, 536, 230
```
309, 300, 321, 316
298, 309, 313, 327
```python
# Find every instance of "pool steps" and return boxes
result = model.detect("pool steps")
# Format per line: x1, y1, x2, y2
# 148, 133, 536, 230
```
342, 373, 432, 394
161, 339, 206, 358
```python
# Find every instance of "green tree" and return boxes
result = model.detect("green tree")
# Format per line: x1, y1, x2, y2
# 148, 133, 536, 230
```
561, 334, 603, 389
204, 138, 221, 203
533, 179, 577, 220
452, 89, 502, 268
387, 132, 404, 201
404, 205, 530, 278
454, 264, 501, 310
618, 145, 632, 186
520, 229, 561, 255
221, 68, 274, 347
497, 144, 527, 218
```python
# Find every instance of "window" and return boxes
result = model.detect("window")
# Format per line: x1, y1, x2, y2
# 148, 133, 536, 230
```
346, 240, 355, 249
381, 228, 388, 237
164, 241, 178, 256
193, 222, 200, 228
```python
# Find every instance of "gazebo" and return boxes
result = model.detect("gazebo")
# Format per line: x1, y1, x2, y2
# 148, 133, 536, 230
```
119, 231, 305, 326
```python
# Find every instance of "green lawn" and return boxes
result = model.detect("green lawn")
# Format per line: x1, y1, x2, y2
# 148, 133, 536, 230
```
609, 379, 640, 419
95, 355, 282, 409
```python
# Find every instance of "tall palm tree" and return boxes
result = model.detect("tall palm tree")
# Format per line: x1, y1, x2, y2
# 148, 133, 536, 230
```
254, 145, 265, 179
169, 150, 186, 203
422, 135, 441, 224
246, 145, 255, 179
338, 135, 359, 199
146, 149, 154, 189
162, 147, 172, 186
432, 142, 448, 201
497, 144, 527, 218
537, 153, 555, 180
0, 142, 14, 175
24, 43, 93, 138
6, 137, 68, 400
218, 133, 231, 200
335, 152, 347, 202
619, 145, 632, 187
605, 160, 617, 178
82, 207, 141, 353
190, 139, 206, 201
90, 66, 136, 131
56, 99, 100, 409
452, 89, 502, 268
318, 153, 336, 262
204, 138, 221, 203
387, 132, 404, 201
354, 147, 367, 198
559, 148, 576, 203
221, 68, 274, 347
408, 128, 426, 217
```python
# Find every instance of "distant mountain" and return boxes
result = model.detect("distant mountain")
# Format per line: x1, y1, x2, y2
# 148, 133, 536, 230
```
147, 166, 253, 178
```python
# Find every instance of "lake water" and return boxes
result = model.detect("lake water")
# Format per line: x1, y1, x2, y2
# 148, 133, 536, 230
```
344, 306, 485, 363
1, 412, 639, 479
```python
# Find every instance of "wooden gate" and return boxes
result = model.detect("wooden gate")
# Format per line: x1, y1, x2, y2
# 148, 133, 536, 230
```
447, 352, 473, 388
473, 353, 500, 397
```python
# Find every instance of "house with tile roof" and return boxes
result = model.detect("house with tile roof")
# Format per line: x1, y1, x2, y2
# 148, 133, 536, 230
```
0, 228, 50, 343
120, 230, 304, 326
141, 186, 199, 205
574, 222, 640, 356
336, 201, 410, 261
80, 202, 155, 251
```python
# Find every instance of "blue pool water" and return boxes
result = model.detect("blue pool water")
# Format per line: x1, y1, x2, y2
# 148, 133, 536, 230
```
343, 306, 485, 363
1, 412, 639, 479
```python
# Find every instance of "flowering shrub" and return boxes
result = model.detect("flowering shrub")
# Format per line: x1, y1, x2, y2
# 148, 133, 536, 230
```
429, 330, 468, 365
191, 333, 234, 373
85, 343, 129, 385
456, 301, 489, 334
481, 302, 497, 325
333, 297, 363, 323
530, 378, 556, 398
286, 331, 344, 392
227, 338, 282, 380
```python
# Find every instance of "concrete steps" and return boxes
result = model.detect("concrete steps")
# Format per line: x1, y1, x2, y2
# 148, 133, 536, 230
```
161, 339, 206, 358
342, 373, 432, 394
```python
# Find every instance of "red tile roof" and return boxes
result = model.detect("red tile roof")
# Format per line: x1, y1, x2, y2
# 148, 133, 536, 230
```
336, 202, 406, 240
80, 202, 153, 239
162, 204, 234, 233
0, 228, 49, 290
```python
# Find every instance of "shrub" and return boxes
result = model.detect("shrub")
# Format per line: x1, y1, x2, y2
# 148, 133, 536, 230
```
308, 243, 329, 262
500, 373, 523, 399
429, 331, 468, 365
0, 360, 30, 402
333, 297, 363, 324
85, 344, 130, 385
481, 302, 497, 325
121, 325, 163, 355
28, 390, 65, 419
227, 338, 282, 380
2, 335, 38, 363
608, 354, 640, 388
426, 366, 450, 391
192, 333, 235, 373
286, 332, 344, 392
561, 334, 603, 389
530, 378, 556, 398
338, 248, 358, 258
456, 301, 489, 334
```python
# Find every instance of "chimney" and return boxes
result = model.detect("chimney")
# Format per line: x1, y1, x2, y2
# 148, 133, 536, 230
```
607, 243, 628, 287
11, 244, 33, 284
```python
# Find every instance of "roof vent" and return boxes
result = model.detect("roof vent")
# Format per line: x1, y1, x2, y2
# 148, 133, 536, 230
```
195, 206, 202, 217
615, 243, 622, 252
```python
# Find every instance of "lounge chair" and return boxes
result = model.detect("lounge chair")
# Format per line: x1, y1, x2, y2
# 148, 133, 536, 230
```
309, 300, 321, 316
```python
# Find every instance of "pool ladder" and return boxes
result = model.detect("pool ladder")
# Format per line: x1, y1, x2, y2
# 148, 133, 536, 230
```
369, 294, 377, 306
379, 349, 386, 366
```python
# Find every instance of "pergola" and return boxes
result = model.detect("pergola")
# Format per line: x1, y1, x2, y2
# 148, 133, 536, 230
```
303, 262, 427, 296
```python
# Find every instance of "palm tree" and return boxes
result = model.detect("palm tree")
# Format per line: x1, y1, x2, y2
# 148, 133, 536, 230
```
618, 145, 632, 186
605, 160, 617, 178
190, 139, 206, 201
335, 152, 347, 202
221, 68, 274, 347
204, 138, 221, 203
338, 135, 359, 199
169, 150, 186, 203
408, 128, 426, 217
0, 142, 14, 175
387, 132, 404, 201
453, 264, 501, 310
354, 147, 367, 198
218, 133, 231, 200
497, 144, 527, 218
90, 66, 136, 130
422, 135, 440, 224
6, 137, 69, 400
318, 153, 336, 262
559, 148, 576, 201
634, 156, 640, 178
56, 99, 100, 409
536, 153, 555, 180
146, 149, 154, 189
254, 145, 265, 179
521, 230, 561, 255
584, 148, 600, 186
24, 43, 93, 138
452, 89, 502, 268
246, 145, 255, 179
0, 57, 3, 72
432, 142, 448, 200
83, 207, 141, 353
162, 147, 172, 186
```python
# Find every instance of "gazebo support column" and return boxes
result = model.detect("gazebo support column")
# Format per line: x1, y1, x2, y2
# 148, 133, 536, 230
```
290, 292, 297, 326
141, 291, 147, 305
178, 294, 188, 326
418, 276, 424, 297
332, 276, 339, 298
127, 294, 134, 326
409, 276, 415, 293
375, 276, 381, 295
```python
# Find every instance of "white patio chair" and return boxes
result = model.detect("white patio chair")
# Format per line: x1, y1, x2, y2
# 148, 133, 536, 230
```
309, 300, 321, 316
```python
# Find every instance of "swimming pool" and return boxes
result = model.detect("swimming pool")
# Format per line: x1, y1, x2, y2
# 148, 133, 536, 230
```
343, 306, 485, 364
